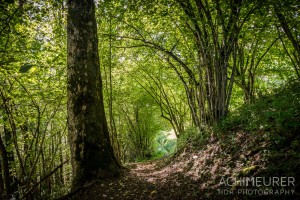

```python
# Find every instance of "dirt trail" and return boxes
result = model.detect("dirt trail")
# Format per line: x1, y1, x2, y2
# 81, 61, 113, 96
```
130, 160, 173, 184
66, 158, 207, 200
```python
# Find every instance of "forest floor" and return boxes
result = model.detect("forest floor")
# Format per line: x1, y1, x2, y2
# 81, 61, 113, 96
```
62, 132, 299, 200
63, 158, 212, 200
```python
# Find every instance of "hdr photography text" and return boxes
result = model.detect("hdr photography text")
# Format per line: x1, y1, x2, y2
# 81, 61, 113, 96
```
217, 176, 296, 196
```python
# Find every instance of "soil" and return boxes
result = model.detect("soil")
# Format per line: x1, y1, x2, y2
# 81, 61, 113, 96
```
62, 158, 210, 200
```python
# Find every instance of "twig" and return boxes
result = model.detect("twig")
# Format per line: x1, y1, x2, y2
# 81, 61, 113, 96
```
23, 160, 69, 197
0, 4, 22, 35
55, 179, 98, 200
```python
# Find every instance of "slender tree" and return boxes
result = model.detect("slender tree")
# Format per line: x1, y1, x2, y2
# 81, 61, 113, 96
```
67, 0, 120, 190
0, 136, 11, 199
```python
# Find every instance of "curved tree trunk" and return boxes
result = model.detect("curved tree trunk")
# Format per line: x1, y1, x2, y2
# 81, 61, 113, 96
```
67, 0, 120, 190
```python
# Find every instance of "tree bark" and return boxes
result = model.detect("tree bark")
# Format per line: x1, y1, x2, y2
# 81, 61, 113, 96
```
0, 160, 4, 198
0, 135, 12, 199
67, 0, 120, 190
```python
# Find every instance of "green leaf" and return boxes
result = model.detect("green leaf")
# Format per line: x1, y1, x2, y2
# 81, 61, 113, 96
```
19, 63, 34, 73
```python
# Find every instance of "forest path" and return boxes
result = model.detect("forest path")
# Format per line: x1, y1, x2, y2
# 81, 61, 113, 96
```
66, 157, 206, 200
130, 160, 171, 184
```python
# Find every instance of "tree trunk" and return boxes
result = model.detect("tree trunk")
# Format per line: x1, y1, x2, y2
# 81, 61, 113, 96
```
0, 135, 12, 199
0, 160, 4, 198
67, 0, 120, 190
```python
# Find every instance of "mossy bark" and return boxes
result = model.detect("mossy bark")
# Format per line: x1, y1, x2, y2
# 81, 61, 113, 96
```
67, 0, 120, 191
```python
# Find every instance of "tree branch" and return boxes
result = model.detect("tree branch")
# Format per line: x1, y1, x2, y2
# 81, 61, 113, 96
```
24, 160, 69, 197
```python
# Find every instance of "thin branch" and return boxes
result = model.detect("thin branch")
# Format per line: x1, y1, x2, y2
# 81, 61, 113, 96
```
24, 160, 69, 197
0, 4, 22, 35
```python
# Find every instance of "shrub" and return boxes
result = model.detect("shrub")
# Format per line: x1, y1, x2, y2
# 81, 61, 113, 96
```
217, 79, 300, 147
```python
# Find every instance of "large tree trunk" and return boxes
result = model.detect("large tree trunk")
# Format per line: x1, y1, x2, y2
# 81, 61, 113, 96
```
67, 0, 120, 190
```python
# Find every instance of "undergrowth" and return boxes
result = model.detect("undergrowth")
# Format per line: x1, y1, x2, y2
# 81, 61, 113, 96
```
215, 79, 300, 198
173, 80, 300, 198
217, 79, 300, 140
